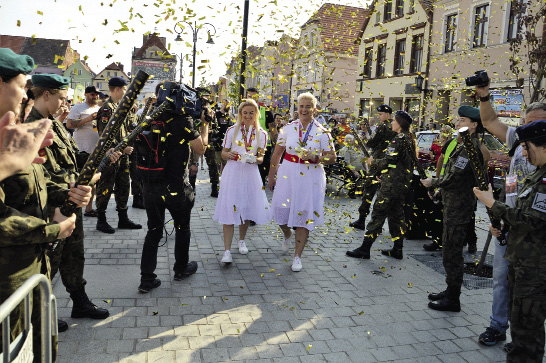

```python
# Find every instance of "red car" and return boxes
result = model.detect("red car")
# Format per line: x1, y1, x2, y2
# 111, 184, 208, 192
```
416, 131, 510, 193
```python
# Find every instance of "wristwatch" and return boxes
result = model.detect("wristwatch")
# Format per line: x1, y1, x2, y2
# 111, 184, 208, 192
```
479, 94, 490, 102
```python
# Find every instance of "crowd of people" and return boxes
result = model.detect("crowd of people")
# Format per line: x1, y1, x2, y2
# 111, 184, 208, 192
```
1, 44, 546, 362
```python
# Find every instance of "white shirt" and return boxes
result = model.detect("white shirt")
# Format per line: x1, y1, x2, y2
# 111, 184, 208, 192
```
223, 124, 268, 156
68, 102, 100, 153
277, 119, 334, 157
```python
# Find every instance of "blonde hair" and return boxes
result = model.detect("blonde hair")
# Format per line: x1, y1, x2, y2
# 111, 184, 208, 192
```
231, 99, 263, 155
297, 92, 318, 108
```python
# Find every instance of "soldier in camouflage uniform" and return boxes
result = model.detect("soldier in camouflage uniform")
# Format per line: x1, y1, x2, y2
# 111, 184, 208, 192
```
349, 104, 397, 230
0, 47, 92, 362
95, 77, 142, 233
25, 74, 109, 333
475, 120, 546, 363
421, 106, 485, 312
346, 111, 414, 260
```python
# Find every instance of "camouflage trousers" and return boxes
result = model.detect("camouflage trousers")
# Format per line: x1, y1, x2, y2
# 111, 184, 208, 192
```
0, 254, 57, 362
365, 186, 408, 241
96, 156, 130, 212
442, 223, 469, 289
357, 176, 380, 220
46, 208, 86, 293
189, 147, 219, 190
507, 265, 546, 363
129, 151, 143, 197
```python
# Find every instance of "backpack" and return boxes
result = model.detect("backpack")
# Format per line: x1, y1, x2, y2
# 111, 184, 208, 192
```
135, 120, 168, 181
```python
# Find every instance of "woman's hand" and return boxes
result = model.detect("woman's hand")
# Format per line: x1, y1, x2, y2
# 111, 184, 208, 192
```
68, 184, 93, 207
474, 184, 495, 208
53, 208, 77, 239
421, 178, 433, 188
226, 151, 239, 160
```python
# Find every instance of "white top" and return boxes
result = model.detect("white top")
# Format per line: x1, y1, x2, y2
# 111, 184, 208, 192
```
68, 102, 100, 153
506, 126, 536, 207
277, 119, 334, 156
223, 124, 268, 156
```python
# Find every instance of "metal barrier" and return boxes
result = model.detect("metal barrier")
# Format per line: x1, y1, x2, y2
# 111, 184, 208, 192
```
0, 274, 58, 363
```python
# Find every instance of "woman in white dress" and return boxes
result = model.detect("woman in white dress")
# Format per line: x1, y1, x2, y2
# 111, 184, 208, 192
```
213, 99, 271, 263
267, 93, 337, 272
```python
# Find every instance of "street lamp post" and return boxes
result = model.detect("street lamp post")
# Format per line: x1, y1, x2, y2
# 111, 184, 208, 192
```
174, 21, 216, 88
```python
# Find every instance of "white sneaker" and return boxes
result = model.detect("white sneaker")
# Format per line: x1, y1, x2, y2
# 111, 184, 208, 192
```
291, 256, 302, 272
221, 250, 232, 263
238, 240, 249, 255
282, 235, 291, 254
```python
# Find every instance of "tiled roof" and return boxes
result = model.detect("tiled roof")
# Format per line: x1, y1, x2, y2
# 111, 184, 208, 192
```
303, 3, 368, 55
105, 62, 123, 71
19, 37, 74, 67
134, 34, 171, 58
0, 35, 25, 53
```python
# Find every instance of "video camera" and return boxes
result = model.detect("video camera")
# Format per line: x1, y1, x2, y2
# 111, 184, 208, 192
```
156, 82, 212, 125
465, 70, 490, 87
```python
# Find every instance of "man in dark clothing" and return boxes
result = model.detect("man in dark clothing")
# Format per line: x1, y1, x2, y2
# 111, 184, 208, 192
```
137, 93, 210, 293
349, 104, 397, 229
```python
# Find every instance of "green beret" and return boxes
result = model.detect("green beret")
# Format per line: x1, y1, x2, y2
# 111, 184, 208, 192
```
0, 48, 34, 78
458, 105, 481, 123
31, 74, 70, 89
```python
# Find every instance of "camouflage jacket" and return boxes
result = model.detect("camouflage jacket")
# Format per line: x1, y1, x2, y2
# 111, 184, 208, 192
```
25, 107, 80, 187
492, 163, 546, 270
96, 97, 129, 145
366, 120, 396, 160
0, 164, 68, 278
431, 136, 483, 224
371, 132, 412, 193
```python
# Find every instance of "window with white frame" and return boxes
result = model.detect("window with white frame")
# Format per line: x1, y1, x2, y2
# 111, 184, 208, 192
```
410, 34, 423, 73
394, 39, 406, 75
473, 4, 489, 48
444, 14, 457, 53
506, 0, 524, 41
376, 43, 386, 77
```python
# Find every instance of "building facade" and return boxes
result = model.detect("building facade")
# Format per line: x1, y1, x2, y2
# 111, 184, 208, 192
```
425, 0, 543, 125
93, 62, 129, 95
63, 57, 95, 90
354, 0, 432, 127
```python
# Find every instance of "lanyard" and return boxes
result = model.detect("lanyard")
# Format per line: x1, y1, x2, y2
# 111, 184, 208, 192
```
240, 125, 255, 152
298, 121, 314, 146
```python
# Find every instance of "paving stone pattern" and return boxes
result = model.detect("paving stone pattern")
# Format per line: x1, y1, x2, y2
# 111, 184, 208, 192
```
53, 167, 525, 362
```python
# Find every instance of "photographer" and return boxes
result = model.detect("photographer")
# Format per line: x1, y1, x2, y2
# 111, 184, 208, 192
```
137, 81, 210, 293
474, 72, 546, 352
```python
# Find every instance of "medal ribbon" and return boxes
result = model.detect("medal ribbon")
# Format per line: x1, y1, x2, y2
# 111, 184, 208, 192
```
298, 121, 314, 146
240, 125, 255, 152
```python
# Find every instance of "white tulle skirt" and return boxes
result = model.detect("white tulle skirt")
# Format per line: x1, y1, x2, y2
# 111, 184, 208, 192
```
213, 160, 272, 225
270, 160, 326, 231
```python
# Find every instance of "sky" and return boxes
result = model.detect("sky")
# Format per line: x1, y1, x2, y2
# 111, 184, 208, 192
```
1, 0, 372, 84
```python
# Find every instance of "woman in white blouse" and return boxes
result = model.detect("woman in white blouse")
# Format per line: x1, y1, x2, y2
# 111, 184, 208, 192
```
268, 93, 337, 272
213, 99, 271, 264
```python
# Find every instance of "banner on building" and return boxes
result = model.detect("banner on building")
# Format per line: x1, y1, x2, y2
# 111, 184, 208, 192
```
491, 89, 524, 117
132, 61, 175, 81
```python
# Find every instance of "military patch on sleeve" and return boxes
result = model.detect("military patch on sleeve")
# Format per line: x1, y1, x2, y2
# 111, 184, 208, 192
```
102, 116, 109, 124
531, 193, 546, 213
453, 156, 468, 169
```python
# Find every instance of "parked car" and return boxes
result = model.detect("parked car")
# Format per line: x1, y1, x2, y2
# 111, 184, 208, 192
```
415, 130, 510, 193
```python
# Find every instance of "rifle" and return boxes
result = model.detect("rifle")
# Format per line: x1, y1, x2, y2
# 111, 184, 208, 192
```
60, 70, 150, 216
459, 126, 505, 272
350, 124, 371, 158
97, 101, 172, 173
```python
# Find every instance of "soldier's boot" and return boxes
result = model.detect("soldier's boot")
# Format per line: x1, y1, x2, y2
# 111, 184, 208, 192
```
58, 319, 68, 332
428, 289, 447, 301
70, 287, 109, 319
132, 194, 145, 209
210, 184, 218, 198
467, 240, 477, 253
117, 209, 142, 229
381, 238, 404, 260
423, 239, 442, 251
349, 216, 367, 230
428, 286, 461, 312
96, 211, 115, 234
346, 236, 375, 259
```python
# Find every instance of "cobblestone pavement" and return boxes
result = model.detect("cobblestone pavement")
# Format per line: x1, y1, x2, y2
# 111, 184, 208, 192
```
53, 167, 516, 363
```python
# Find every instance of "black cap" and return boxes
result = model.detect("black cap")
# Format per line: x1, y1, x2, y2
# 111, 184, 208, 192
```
108, 77, 127, 87
377, 104, 392, 114
394, 110, 413, 124
509, 120, 546, 157
85, 86, 100, 94
99, 92, 108, 99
